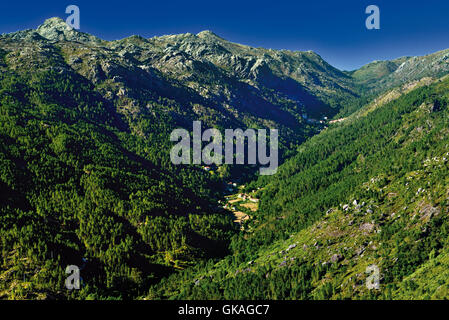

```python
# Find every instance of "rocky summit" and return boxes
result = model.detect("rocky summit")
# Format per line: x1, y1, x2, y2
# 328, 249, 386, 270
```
35, 17, 101, 43
1, 17, 449, 300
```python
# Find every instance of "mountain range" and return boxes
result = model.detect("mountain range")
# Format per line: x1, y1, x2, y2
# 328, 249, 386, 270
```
1, 17, 449, 300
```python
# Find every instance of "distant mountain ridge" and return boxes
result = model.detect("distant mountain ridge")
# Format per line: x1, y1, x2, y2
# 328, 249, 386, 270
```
4, 17, 449, 120
3, 17, 449, 124
351, 49, 449, 93
0, 18, 351, 153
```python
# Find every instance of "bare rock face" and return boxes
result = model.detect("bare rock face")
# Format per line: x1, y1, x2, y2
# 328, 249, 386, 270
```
330, 254, 343, 263
419, 204, 441, 221
2, 29, 46, 42
359, 223, 375, 233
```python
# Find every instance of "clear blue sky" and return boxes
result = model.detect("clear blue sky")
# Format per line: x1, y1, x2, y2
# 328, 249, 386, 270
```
1, 0, 449, 70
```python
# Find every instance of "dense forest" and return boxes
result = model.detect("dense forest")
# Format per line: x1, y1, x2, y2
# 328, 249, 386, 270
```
0, 68, 239, 299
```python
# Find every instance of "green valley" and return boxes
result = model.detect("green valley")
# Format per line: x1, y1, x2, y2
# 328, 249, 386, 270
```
1, 17, 449, 300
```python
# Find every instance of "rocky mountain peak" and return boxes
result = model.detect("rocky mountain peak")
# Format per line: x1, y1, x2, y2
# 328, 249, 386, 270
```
36, 17, 72, 39
36, 17, 100, 44
197, 30, 223, 40
38, 17, 69, 29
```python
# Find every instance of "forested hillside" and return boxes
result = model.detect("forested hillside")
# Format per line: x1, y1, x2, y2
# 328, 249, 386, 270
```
0, 58, 236, 299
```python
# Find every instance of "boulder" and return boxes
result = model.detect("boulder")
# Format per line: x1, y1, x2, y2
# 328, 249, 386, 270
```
330, 254, 343, 263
